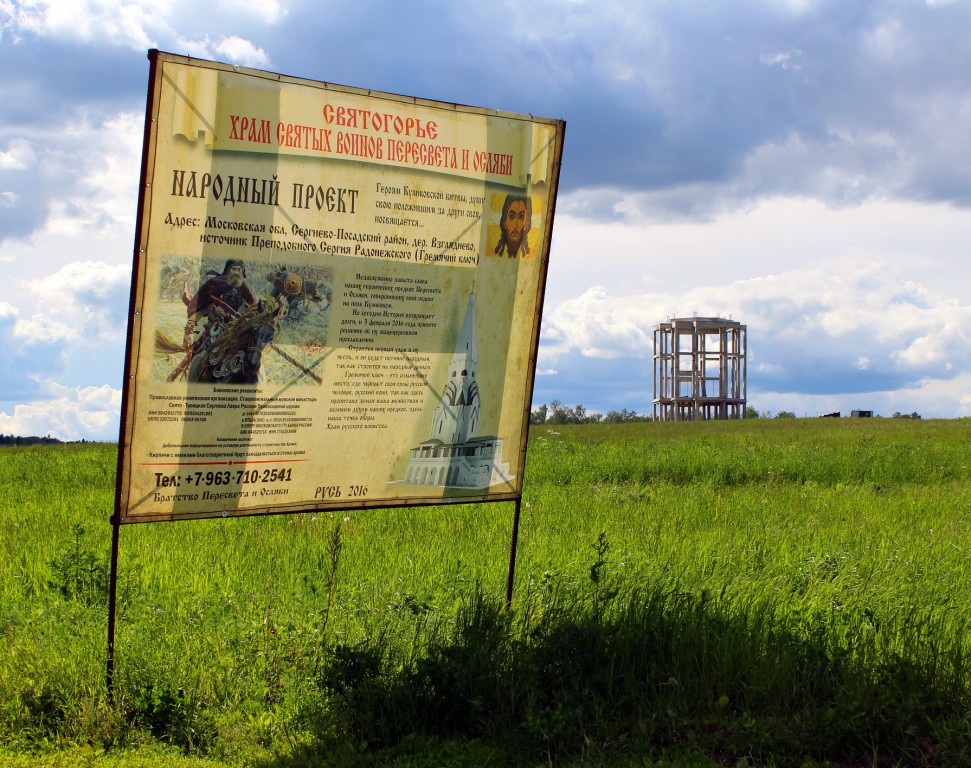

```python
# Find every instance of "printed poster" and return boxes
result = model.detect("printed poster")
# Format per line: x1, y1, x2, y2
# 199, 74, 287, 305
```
116, 50, 564, 522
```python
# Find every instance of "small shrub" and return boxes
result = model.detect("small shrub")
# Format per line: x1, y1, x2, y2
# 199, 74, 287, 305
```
127, 682, 214, 752
48, 525, 108, 606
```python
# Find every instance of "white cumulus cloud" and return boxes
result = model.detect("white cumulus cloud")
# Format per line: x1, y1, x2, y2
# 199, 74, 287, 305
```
25, 260, 132, 344
0, 138, 36, 171
0, 382, 121, 441
7, 0, 161, 49
212, 35, 269, 67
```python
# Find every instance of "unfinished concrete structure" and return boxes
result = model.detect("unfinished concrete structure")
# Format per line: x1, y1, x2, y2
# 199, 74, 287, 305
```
653, 316, 747, 421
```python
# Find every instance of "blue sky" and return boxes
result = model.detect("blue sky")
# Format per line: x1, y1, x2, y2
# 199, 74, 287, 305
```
2, 0, 971, 439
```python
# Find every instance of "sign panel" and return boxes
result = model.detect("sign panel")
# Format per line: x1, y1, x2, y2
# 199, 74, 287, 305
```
115, 50, 564, 523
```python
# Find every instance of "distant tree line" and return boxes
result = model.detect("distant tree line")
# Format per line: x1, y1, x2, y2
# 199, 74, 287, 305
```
530, 401, 650, 425
0, 434, 64, 446
745, 408, 923, 420
744, 407, 796, 419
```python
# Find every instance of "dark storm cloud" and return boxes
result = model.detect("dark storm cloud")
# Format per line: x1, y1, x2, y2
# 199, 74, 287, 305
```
266, 0, 971, 215
0, 38, 144, 129
5, 0, 971, 242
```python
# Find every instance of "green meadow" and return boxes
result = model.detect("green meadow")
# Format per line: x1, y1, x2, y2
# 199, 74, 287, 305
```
2, 418, 971, 767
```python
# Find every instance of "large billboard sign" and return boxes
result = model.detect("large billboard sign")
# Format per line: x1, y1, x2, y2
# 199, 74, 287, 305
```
115, 50, 564, 523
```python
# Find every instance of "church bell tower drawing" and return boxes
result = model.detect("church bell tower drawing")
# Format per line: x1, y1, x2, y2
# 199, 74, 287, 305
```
402, 290, 513, 489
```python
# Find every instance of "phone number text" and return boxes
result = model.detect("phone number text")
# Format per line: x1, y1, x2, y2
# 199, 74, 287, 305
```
155, 467, 293, 488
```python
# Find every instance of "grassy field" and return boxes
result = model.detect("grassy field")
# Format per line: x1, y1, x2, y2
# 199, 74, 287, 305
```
1, 417, 970, 767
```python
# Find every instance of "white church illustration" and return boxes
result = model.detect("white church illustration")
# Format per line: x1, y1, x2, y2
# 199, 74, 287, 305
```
402, 291, 514, 489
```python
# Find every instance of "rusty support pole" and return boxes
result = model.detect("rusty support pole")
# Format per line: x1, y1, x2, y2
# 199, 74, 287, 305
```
505, 497, 522, 612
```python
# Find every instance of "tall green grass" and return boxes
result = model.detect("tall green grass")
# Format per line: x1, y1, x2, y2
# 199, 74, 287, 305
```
2, 419, 970, 766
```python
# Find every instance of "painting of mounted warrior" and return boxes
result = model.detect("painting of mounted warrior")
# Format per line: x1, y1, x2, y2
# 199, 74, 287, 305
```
154, 256, 332, 386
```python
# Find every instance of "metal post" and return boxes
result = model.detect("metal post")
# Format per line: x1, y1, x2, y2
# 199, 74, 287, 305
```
106, 516, 121, 703
505, 497, 522, 612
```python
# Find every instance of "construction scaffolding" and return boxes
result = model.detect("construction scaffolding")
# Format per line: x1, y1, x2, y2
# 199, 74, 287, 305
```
653, 316, 747, 422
